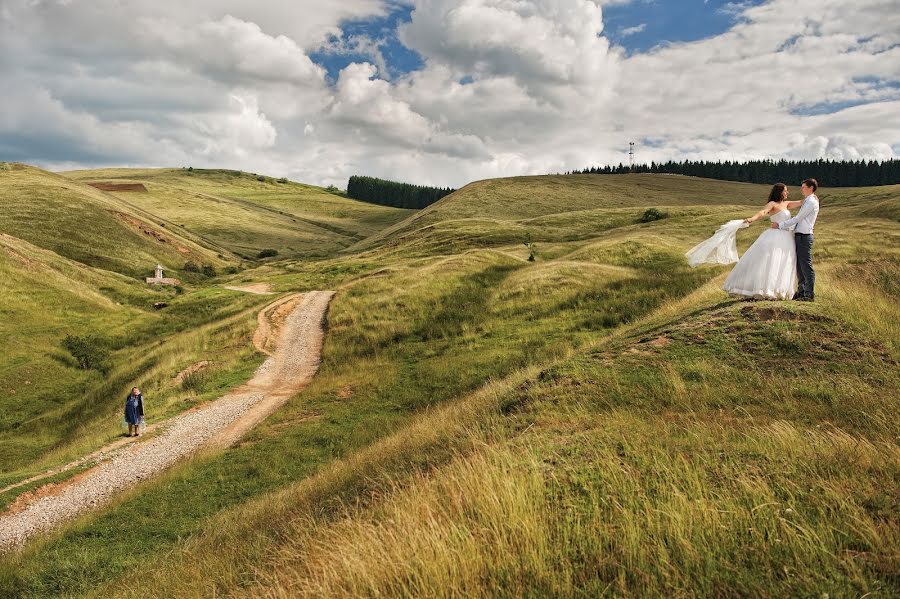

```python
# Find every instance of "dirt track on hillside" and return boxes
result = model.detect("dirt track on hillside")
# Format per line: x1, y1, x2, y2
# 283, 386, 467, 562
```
0, 290, 334, 552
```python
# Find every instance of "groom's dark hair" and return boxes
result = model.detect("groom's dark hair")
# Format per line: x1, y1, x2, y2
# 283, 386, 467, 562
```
802, 178, 818, 191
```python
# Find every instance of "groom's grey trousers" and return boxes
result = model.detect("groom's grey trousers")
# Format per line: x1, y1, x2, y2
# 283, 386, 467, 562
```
794, 233, 814, 300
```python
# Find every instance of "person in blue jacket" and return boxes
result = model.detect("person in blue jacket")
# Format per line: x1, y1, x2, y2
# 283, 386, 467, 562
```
124, 387, 145, 437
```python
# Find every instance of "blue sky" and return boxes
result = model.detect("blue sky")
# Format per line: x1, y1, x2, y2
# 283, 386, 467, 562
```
310, 5, 424, 82
310, 0, 771, 80
603, 0, 768, 53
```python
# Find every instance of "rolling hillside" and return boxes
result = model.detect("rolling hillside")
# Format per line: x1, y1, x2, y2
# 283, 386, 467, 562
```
63, 168, 414, 260
0, 163, 412, 486
349, 174, 773, 253
1, 171, 897, 597
0, 164, 229, 279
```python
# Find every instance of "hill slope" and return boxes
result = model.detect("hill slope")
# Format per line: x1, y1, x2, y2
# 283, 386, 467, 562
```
0, 164, 228, 278
349, 174, 772, 253
63, 168, 415, 260
1, 172, 897, 597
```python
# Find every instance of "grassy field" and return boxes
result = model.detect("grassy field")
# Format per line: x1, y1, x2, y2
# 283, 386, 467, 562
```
0, 164, 229, 278
0, 163, 409, 490
0, 170, 897, 597
63, 168, 414, 260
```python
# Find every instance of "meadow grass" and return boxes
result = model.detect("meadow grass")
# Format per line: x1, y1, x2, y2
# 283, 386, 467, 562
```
0, 171, 896, 597
0, 227, 719, 596
63, 168, 414, 260
128, 273, 897, 599
0, 165, 228, 278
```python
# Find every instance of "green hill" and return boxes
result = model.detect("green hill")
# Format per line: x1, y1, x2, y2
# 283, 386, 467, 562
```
1, 171, 897, 597
63, 168, 414, 260
0, 230, 275, 477
349, 174, 772, 253
0, 164, 411, 482
0, 164, 229, 279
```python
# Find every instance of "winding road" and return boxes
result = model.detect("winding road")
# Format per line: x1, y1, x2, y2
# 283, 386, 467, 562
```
0, 290, 334, 551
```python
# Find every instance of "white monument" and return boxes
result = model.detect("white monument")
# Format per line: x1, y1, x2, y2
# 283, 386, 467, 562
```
146, 263, 179, 286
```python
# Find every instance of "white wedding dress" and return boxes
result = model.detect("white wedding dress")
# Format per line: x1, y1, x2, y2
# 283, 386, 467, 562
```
722, 209, 797, 299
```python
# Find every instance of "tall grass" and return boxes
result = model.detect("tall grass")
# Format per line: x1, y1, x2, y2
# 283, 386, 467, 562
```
1, 171, 897, 597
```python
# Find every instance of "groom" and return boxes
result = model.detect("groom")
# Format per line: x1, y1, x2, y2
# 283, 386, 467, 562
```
772, 178, 820, 301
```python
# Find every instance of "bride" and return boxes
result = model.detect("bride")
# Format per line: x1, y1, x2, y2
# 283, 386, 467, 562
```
722, 183, 801, 300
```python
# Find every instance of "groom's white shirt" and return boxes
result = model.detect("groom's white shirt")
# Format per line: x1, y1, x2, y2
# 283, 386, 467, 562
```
778, 194, 819, 234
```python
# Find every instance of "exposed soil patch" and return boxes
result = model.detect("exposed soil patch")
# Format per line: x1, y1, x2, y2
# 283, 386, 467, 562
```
224, 283, 275, 295
110, 211, 167, 244
0, 237, 36, 269
253, 294, 303, 355
173, 360, 211, 385
88, 182, 148, 192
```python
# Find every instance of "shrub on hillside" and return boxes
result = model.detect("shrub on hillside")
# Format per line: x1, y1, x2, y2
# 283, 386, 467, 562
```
277, 177, 288, 184
181, 368, 213, 392
257, 175, 266, 182
257, 248, 279, 259
638, 208, 668, 223
201, 264, 217, 277
183, 261, 201, 273
63, 334, 111, 372
523, 234, 537, 262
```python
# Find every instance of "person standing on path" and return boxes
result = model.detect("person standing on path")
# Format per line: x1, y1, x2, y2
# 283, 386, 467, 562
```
124, 387, 145, 437
772, 178, 820, 301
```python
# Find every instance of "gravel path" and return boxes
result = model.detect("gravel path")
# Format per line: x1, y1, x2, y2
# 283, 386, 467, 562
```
0, 290, 334, 551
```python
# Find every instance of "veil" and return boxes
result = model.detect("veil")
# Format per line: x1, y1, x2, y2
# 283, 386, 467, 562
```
685, 220, 749, 267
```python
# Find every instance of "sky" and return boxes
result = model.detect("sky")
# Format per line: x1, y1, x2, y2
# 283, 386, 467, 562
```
0, 0, 898, 188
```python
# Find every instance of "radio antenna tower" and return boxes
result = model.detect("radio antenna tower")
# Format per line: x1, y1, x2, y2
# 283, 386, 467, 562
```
628, 142, 635, 171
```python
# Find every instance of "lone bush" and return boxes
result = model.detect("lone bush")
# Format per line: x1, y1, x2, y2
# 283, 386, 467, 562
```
181, 368, 213, 392
256, 175, 266, 182
277, 177, 288, 184
523, 234, 537, 262
183, 261, 201, 273
63, 334, 110, 372
638, 208, 668, 223
257, 248, 279, 259
201, 264, 217, 277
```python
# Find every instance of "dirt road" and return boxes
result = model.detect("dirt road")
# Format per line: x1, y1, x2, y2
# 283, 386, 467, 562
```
0, 290, 334, 551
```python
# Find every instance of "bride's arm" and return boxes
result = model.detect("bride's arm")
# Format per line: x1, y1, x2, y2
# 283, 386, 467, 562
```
785, 200, 804, 209
743, 202, 776, 224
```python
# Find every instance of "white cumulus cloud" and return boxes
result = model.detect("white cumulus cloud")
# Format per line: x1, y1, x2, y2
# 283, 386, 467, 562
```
0, 0, 896, 188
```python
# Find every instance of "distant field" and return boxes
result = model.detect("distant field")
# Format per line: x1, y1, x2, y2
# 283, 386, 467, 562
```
64, 168, 414, 260
1, 169, 897, 597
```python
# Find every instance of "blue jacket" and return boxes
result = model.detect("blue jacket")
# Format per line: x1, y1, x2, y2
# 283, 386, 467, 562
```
124, 393, 144, 417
